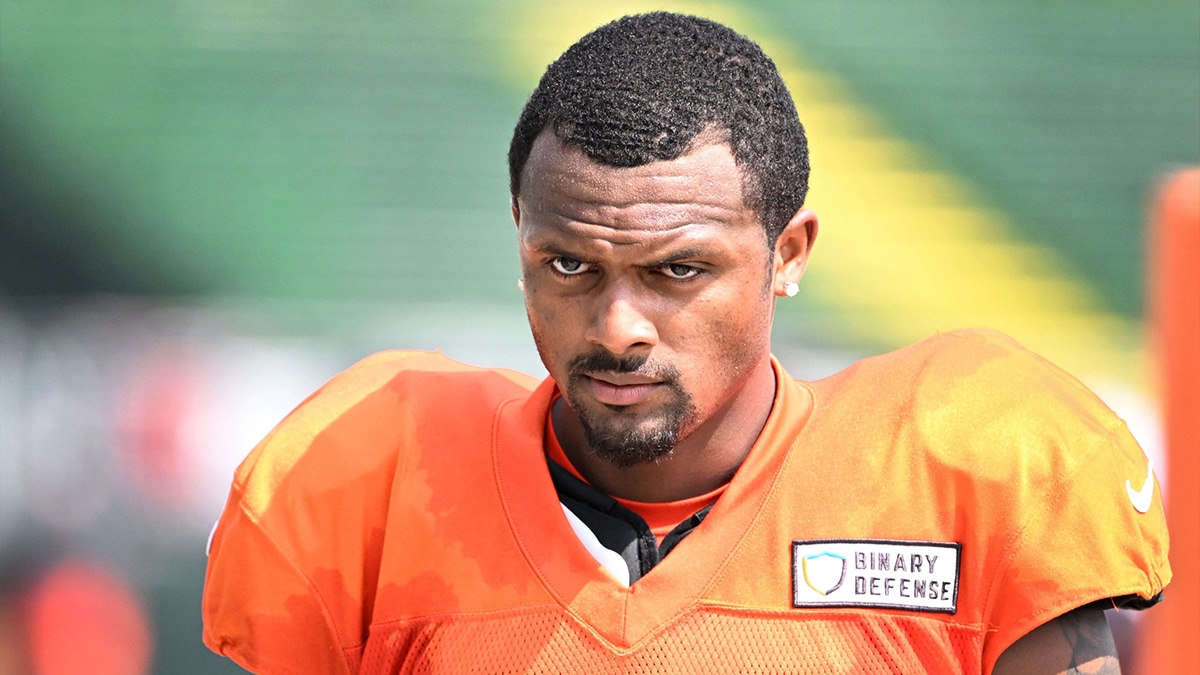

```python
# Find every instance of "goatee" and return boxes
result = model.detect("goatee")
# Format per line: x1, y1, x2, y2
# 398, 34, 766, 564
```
564, 351, 698, 468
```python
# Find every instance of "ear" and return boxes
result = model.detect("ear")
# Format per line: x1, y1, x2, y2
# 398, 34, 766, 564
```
512, 199, 521, 229
772, 208, 819, 296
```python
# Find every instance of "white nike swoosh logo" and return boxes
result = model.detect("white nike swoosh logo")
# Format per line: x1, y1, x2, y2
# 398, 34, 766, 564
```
1125, 461, 1155, 514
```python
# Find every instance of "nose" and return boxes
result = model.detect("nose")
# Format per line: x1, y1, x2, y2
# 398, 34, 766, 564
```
585, 283, 659, 356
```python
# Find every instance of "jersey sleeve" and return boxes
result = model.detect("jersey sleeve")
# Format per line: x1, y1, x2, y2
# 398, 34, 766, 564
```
966, 340, 1172, 671
200, 351, 418, 674
196, 355, 403, 667
200, 350, 539, 673
203, 487, 352, 675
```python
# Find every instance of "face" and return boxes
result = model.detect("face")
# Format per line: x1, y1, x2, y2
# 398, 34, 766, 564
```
515, 131, 813, 467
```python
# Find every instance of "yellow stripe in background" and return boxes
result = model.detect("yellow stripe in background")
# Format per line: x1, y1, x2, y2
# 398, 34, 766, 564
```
501, 1, 1146, 388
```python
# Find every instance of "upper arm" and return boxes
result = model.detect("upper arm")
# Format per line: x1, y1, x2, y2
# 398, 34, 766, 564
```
203, 500, 353, 675
992, 607, 1121, 675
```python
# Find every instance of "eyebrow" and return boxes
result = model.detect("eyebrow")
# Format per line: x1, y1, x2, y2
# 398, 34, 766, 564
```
529, 241, 586, 259
645, 247, 708, 267
528, 224, 720, 264
530, 239, 714, 265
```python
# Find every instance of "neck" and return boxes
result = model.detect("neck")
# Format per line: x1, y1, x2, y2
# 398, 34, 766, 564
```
553, 356, 778, 502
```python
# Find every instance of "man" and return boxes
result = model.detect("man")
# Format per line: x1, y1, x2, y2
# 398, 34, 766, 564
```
202, 12, 1169, 674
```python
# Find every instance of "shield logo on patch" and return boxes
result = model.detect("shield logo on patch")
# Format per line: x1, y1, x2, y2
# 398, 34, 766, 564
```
801, 551, 847, 596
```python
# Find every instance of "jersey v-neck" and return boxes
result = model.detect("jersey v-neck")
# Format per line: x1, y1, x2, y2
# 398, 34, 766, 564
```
493, 357, 815, 649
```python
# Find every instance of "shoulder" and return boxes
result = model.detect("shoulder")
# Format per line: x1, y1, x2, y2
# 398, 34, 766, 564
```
803, 327, 1161, 563
808, 330, 1168, 666
294, 349, 539, 413
826, 327, 1091, 394
813, 328, 1126, 451
802, 329, 1141, 519
203, 350, 543, 669
233, 350, 539, 516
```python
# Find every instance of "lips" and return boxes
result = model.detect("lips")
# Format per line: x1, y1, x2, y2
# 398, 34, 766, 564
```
583, 373, 665, 407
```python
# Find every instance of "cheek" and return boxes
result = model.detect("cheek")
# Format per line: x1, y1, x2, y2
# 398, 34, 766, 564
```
525, 289, 574, 371
708, 281, 773, 342
674, 293, 772, 387
714, 304, 771, 369
525, 296, 553, 347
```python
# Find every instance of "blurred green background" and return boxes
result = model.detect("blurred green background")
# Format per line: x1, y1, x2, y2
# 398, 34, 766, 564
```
1, 1, 1196, 672
5, 0, 1197, 315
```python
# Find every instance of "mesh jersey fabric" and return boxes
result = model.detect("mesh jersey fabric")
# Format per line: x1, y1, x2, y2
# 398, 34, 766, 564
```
202, 329, 1170, 674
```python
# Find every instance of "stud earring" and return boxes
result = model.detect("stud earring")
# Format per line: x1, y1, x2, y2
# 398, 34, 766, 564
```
784, 281, 799, 297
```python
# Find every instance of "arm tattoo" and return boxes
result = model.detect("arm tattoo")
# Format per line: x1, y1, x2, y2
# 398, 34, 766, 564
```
1058, 610, 1121, 675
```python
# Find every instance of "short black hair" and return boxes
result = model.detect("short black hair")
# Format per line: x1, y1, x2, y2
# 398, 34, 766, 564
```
508, 12, 809, 247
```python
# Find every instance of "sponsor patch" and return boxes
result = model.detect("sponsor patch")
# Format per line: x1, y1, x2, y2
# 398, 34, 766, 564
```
792, 539, 961, 614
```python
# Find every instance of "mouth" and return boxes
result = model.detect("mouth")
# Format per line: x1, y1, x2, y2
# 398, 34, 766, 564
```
582, 372, 666, 407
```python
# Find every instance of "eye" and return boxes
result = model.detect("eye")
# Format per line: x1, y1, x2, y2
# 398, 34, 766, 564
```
549, 256, 591, 276
661, 263, 700, 280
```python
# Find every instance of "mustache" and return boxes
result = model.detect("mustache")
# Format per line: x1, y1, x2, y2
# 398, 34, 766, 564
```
567, 351, 678, 382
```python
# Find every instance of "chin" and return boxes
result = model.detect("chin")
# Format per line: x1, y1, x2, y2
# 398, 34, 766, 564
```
577, 401, 697, 468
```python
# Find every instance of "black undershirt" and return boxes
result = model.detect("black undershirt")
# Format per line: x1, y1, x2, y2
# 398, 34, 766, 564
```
547, 458, 713, 585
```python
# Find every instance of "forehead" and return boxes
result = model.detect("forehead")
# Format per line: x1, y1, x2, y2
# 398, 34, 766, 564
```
518, 130, 758, 242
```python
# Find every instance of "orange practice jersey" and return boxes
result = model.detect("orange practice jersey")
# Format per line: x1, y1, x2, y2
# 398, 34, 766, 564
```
202, 329, 1170, 674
